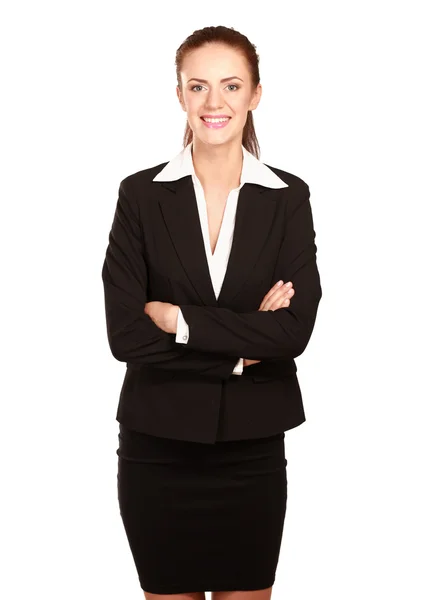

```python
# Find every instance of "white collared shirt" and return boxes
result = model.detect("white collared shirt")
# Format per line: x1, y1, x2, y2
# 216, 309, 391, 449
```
152, 141, 288, 374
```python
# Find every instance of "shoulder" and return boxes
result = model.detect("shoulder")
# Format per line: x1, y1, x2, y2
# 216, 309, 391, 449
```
263, 163, 311, 216
263, 163, 310, 195
119, 161, 170, 194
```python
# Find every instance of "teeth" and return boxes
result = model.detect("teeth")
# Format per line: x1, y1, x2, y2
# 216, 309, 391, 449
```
203, 117, 230, 123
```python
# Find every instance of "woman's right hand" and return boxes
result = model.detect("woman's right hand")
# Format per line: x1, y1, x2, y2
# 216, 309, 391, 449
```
243, 280, 295, 367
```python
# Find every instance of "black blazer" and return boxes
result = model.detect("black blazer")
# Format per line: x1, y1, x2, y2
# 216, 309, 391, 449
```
102, 158, 322, 444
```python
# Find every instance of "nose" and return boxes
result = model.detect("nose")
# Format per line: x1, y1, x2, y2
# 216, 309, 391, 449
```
205, 87, 224, 111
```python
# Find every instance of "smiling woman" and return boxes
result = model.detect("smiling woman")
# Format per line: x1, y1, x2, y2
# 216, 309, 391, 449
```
102, 23, 322, 600
175, 30, 263, 168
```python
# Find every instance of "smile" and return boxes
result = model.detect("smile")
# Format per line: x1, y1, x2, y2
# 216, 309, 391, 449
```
201, 117, 231, 129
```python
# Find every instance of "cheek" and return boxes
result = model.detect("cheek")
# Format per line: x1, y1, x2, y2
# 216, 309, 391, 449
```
185, 95, 201, 113
230, 96, 252, 116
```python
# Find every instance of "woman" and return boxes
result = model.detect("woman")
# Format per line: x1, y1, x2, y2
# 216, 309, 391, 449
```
102, 25, 322, 600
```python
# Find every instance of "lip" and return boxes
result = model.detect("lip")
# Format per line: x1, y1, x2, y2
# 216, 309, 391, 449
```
201, 115, 231, 129
201, 114, 231, 119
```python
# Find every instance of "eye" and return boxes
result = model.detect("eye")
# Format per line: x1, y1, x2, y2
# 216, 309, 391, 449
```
190, 83, 241, 92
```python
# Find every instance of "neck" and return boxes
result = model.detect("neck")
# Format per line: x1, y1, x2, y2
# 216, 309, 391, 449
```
191, 138, 243, 191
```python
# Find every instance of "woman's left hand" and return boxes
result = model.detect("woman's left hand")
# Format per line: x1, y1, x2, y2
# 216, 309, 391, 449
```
144, 301, 179, 334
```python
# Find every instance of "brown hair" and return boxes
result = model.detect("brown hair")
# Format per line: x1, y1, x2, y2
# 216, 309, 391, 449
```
175, 25, 261, 159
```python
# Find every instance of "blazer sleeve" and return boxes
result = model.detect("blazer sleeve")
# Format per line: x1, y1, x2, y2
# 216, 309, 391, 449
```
178, 182, 322, 360
176, 308, 244, 374
101, 178, 241, 380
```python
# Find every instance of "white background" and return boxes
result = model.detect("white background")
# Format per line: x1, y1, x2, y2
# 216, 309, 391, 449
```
1, 1, 438, 598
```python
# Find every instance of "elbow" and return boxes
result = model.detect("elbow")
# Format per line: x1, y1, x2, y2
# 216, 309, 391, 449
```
106, 324, 135, 363
289, 333, 314, 359
286, 296, 322, 358
105, 320, 174, 364
107, 335, 128, 363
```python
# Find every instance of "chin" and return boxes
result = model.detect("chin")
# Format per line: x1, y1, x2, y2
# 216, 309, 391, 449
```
197, 127, 241, 143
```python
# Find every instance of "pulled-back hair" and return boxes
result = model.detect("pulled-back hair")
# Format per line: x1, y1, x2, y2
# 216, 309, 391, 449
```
175, 25, 261, 159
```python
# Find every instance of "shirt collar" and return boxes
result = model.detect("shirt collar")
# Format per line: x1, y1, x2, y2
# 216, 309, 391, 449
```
152, 141, 288, 189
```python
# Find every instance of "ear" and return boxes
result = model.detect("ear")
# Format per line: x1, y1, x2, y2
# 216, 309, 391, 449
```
176, 85, 187, 112
249, 83, 262, 111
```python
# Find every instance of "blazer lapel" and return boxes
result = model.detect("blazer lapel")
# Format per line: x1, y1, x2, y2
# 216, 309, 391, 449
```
157, 177, 279, 307
217, 183, 278, 307
158, 175, 216, 306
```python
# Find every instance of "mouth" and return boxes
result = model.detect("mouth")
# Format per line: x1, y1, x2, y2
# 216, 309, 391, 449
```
200, 116, 231, 129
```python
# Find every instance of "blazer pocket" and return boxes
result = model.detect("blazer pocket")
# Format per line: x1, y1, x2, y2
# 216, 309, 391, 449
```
252, 375, 282, 383
251, 371, 298, 383
250, 361, 297, 383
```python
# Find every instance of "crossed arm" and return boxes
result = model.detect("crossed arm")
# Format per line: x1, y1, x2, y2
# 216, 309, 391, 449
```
102, 177, 322, 379
141, 301, 245, 374
102, 179, 244, 380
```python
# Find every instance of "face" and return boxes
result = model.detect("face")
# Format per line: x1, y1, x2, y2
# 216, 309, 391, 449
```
177, 43, 262, 146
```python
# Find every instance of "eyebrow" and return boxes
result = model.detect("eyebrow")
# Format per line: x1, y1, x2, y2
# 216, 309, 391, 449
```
187, 76, 244, 84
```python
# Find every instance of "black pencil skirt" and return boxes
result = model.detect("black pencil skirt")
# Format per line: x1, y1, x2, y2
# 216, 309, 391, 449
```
116, 424, 288, 595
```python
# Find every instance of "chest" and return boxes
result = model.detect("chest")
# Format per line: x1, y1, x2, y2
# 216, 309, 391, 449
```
204, 191, 230, 256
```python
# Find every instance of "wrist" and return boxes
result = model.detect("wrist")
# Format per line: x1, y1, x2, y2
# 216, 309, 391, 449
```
171, 305, 180, 334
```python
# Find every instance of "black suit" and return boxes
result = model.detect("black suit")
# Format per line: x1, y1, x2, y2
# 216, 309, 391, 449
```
102, 159, 322, 444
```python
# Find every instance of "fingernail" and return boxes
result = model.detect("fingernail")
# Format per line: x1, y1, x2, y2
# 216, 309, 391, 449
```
277, 280, 283, 286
